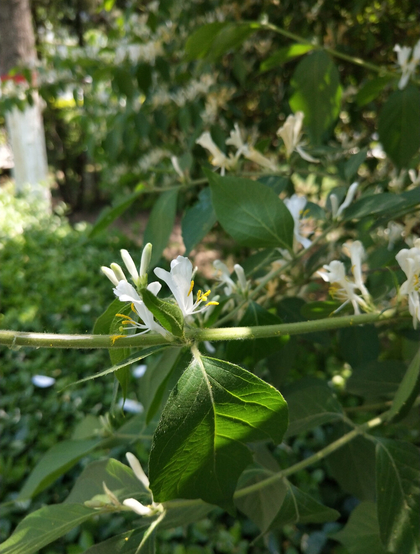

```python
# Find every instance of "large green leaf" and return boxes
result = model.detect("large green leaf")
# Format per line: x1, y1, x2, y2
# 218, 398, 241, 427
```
207, 171, 294, 250
182, 187, 217, 255
260, 44, 315, 72
65, 458, 150, 504
0, 504, 96, 554
269, 482, 339, 529
284, 380, 343, 438
289, 51, 342, 144
143, 189, 178, 268
355, 76, 393, 106
149, 355, 288, 511
226, 302, 289, 363
387, 347, 420, 422
376, 439, 420, 554
343, 192, 406, 221
83, 529, 150, 554
327, 424, 376, 501
333, 502, 388, 554
17, 439, 102, 501
378, 86, 420, 169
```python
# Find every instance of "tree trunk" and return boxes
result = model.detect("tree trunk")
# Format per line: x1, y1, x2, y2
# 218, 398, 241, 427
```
0, 0, 50, 207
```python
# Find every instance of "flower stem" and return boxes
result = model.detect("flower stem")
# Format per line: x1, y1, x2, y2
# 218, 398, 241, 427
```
0, 310, 398, 349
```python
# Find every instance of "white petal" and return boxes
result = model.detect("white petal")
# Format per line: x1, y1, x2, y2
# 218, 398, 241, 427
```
120, 250, 139, 283
123, 498, 152, 516
132, 364, 147, 378
336, 182, 358, 218
101, 266, 120, 286
126, 452, 150, 488
113, 281, 141, 303
118, 398, 144, 413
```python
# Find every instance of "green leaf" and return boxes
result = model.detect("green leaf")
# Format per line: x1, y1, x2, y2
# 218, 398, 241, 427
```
207, 171, 294, 249
185, 22, 228, 60
138, 347, 184, 423
93, 299, 127, 335
269, 482, 340, 529
327, 424, 376, 501
258, 175, 290, 195
355, 76, 393, 106
160, 500, 215, 529
0, 504, 96, 554
141, 288, 184, 337
338, 325, 380, 367
113, 68, 135, 99
376, 439, 420, 554
378, 86, 420, 169
226, 302, 289, 363
70, 346, 167, 387
260, 44, 315, 72
149, 355, 288, 511
235, 468, 287, 532
17, 439, 102, 501
185, 22, 259, 61
88, 188, 144, 238
346, 360, 407, 400
182, 187, 217, 255
333, 502, 388, 554
387, 348, 420, 422
284, 380, 343, 438
343, 192, 406, 220
136, 63, 152, 95
300, 300, 342, 319
289, 51, 342, 144
143, 189, 178, 268
65, 458, 150, 504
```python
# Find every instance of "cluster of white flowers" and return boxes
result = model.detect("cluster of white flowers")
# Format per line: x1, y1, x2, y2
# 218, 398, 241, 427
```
196, 123, 276, 175
213, 260, 248, 296
101, 246, 219, 339
396, 239, 420, 329
318, 241, 371, 315
151, 74, 215, 108
394, 40, 420, 89
138, 147, 172, 172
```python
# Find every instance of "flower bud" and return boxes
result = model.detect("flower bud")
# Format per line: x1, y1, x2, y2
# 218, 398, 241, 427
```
140, 243, 153, 277
121, 249, 139, 285
101, 266, 119, 286
110, 263, 127, 282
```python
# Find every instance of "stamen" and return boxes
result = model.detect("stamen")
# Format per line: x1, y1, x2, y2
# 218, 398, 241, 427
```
205, 301, 219, 307
131, 302, 136, 313
110, 335, 125, 345
188, 280, 194, 297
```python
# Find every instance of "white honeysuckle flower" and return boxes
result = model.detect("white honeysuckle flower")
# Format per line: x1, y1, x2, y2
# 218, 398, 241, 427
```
123, 452, 164, 518
213, 260, 248, 295
284, 194, 312, 249
113, 280, 170, 338
276, 112, 319, 163
140, 243, 152, 280
171, 156, 184, 178
344, 240, 370, 299
318, 260, 368, 315
120, 249, 140, 286
226, 124, 277, 170
204, 341, 216, 354
118, 398, 144, 414
386, 221, 404, 250
330, 182, 359, 219
154, 256, 219, 318
196, 131, 234, 175
234, 264, 248, 292
394, 40, 420, 89
213, 260, 236, 295
126, 452, 150, 489
396, 238, 420, 329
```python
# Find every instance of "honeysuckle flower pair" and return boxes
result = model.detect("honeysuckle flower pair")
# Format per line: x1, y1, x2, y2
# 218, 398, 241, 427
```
196, 124, 276, 175
319, 241, 370, 315
396, 239, 420, 329
102, 249, 218, 338
394, 40, 420, 90
213, 260, 248, 296
276, 112, 319, 163
122, 453, 163, 517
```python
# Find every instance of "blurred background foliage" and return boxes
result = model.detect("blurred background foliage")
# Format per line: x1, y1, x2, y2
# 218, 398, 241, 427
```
0, 0, 419, 552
